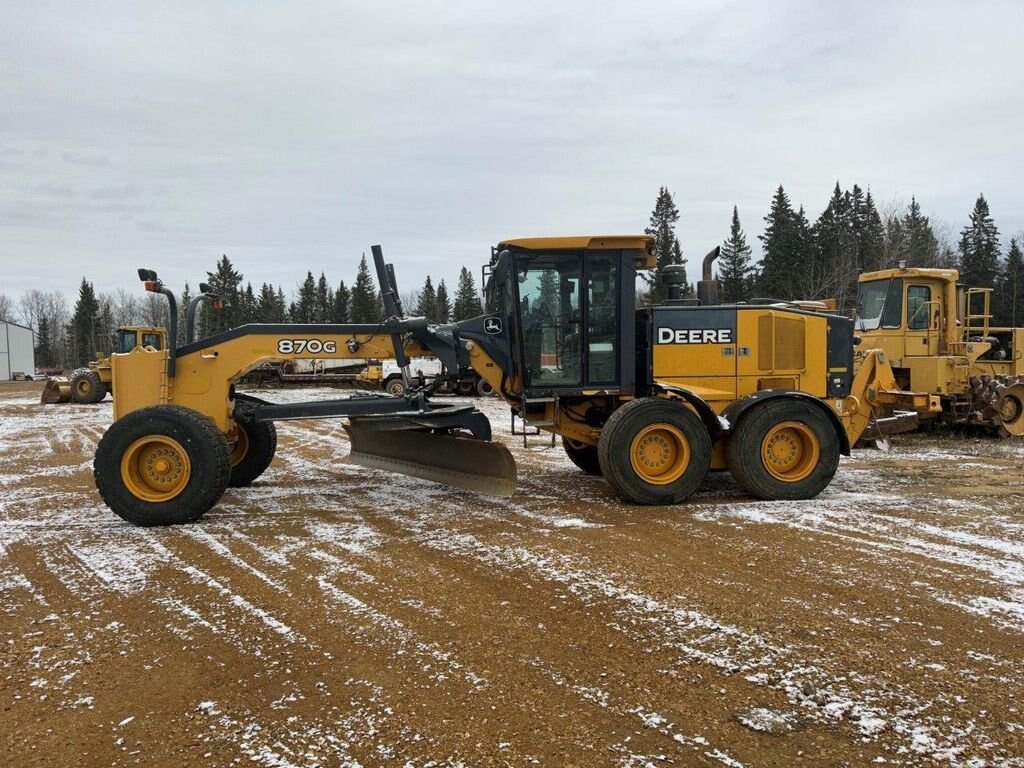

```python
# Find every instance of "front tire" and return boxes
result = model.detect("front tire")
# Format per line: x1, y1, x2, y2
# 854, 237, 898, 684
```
598, 398, 711, 504
725, 399, 840, 500
228, 398, 278, 487
71, 368, 107, 404
563, 437, 602, 475
475, 377, 494, 396
94, 405, 232, 526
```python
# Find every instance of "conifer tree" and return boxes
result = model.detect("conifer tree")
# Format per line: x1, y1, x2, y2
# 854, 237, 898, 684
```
275, 287, 288, 322
903, 196, 939, 267
35, 314, 52, 368
416, 276, 437, 321
643, 186, 687, 304
332, 280, 350, 323
958, 194, 1001, 289
240, 282, 256, 324
858, 191, 886, 272
453, 266, 483, 321
202, 255, 244, 335
809, 182, 857, 307
997, 238, 1024, 326
351, 254, 383, 323
70, 277, 100, 366
315, 273, 332, 322
256, 283, 278, 322
435, 279, 451, 323
292, 272, 317, 323
177, 282, 192, 345
758, 185, 800, 299
718, 206, 753, 303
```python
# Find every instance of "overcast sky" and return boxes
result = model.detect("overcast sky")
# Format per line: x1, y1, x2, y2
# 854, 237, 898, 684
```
2, 0, 1022, 306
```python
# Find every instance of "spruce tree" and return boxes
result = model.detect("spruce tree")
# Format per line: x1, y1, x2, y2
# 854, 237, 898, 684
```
256, 283, 277, 322
315, 273, 332, 322
70, 278, 100, 366
643, 186, 687, 304
858, 191, 886, 273
998, 238, 1024, 326
758, 185, 799, 299
903, 196, 939, 267
35, 314, 52, 369
958, 194, 1001, 289
293, 272, 317, 323
332, 280, 350, 323
453, 266, 483, 321
202, 255, 244, 335
350, 254, 383, 323
275, 287, 288, 323
718, 206, 753, 303
809, 182, 857, 308
177, 282, 192, 345
416, 276, 437, 321
436, 279, 451, 323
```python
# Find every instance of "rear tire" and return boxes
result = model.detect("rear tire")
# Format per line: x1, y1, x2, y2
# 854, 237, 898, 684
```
228, 397, 277, 487
457, 380, 476, 396
598, 398, 711, 505
726, 399, 840, 500
562, 437, 602, 475
71, 368, 107, 404
94, 405, 231, 526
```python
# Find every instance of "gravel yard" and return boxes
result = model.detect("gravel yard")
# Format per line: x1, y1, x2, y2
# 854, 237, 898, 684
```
2, 381, 1023, 767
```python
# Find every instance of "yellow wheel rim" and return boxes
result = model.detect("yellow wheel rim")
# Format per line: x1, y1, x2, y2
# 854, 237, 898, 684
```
760, 421, 820, 482
76, 379, 91, 396
629, 423, 690, 485
229, 426, 249, 467
120, 436, 191, 502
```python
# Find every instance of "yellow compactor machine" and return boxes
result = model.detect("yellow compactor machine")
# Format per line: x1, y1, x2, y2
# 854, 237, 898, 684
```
91, 237, 927, 525
855, 266, 1024, 436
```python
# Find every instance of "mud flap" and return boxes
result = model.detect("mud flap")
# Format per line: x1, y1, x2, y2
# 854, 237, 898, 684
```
344, 427, 517, 497
41, 377, 72, 404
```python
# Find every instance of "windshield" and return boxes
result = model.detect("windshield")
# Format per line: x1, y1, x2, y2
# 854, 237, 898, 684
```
857, 279, 891, 330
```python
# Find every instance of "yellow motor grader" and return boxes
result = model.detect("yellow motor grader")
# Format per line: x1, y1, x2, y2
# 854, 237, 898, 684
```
855, 266, 1024, 436
91, 237, 928, 526
41, 327, 166, 404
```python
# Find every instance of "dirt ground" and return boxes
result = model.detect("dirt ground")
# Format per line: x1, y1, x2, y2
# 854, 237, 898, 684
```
1, 381, 1022, 767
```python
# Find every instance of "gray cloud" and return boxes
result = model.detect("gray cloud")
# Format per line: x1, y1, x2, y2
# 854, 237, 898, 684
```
1, 0, 1022, 303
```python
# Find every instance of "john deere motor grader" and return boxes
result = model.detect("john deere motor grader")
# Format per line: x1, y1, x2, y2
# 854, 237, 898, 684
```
855, 265, 1024, 436
92, 236, 924, 526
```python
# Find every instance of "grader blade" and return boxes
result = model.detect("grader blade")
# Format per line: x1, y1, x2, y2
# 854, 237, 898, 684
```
41, 377, 72, 404
345, 426, 517, 497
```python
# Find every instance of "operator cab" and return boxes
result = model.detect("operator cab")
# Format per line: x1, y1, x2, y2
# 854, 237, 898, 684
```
115, 328, 163, 354
484, 236, 653, 397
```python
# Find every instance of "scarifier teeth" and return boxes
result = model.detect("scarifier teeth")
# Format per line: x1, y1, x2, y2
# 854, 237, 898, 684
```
344, 427, 517, 497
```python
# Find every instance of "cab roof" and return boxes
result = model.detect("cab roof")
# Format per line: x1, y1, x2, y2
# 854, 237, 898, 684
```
497, 235, 656, 269
860, 266, 959, 283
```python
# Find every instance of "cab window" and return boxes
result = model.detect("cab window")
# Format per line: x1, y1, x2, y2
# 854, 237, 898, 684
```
880, 278, 904, 329
142, 333, 162, 350
517, 255, 582, 387
117, 331, 137, 354
587, 255, 618, 383
907, 286, 932, 330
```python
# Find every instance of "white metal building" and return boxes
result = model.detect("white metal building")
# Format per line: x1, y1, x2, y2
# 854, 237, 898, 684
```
0, 320, 35, 380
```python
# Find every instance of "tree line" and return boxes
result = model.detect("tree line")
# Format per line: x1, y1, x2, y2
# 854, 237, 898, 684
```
2, 253, 486, 370
645, 184, 1023, 325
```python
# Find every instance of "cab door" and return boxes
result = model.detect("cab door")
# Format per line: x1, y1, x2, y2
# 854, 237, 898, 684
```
904, 283, 938, 357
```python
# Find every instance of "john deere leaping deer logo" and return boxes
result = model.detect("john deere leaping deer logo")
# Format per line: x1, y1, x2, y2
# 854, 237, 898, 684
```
484, 317, 502, 335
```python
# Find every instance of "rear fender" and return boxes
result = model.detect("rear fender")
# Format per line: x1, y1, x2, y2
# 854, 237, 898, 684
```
651, 383, 725, 443
721, 390, 851, 456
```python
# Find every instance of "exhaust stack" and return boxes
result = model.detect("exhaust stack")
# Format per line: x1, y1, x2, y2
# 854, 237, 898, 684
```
697, 247, 721, 306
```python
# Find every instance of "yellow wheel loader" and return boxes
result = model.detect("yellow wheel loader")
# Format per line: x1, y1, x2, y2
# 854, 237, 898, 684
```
92, 238, 925, 526
41, 327, 167, 404
855, 266, 1024, 436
